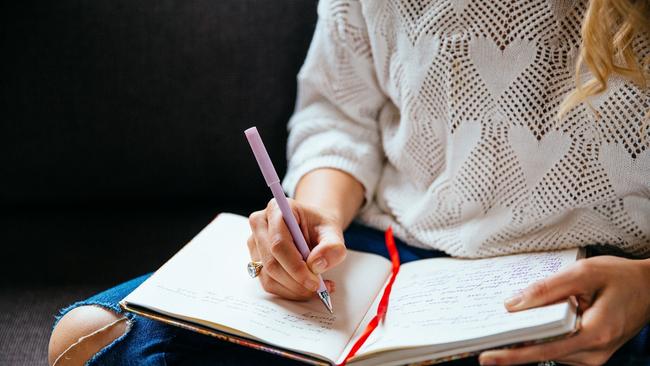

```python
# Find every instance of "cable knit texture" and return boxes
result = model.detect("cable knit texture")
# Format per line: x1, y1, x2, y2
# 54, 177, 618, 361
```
283, 0, 650, 258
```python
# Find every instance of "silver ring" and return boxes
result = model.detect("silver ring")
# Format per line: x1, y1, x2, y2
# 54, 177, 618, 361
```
247, 261, 263, 278
537, 362, 557, 366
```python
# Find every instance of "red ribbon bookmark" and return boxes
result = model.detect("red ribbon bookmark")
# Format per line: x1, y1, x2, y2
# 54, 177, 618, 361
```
338, 226, 401, 366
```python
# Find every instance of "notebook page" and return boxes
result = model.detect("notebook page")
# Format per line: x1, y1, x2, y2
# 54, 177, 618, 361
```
357, 249, 579, 354
122, 213, 392, 363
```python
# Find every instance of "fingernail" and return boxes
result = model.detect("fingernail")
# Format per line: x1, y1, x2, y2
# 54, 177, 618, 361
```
304, 280, 319, 292
312, 257, 328, 274
325, 280, 335, 293
505, 293, 523, 309
479, 357, 496, 366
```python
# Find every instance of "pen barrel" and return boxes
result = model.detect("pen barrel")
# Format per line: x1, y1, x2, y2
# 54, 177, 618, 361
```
245, 126, 328, 296
269, 183, 311, 260
244, 127, 281, 186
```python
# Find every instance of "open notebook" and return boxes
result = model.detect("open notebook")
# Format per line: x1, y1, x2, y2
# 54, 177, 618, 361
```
120, 213, 581, 366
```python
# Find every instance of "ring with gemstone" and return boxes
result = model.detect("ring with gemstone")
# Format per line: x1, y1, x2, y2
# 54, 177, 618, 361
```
247, 261, 263, 278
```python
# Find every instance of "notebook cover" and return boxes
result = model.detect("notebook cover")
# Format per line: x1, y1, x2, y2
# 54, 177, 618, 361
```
120, 301, 578, 366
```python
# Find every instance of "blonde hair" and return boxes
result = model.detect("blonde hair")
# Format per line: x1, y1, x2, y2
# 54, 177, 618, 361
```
560, 0, 650, 117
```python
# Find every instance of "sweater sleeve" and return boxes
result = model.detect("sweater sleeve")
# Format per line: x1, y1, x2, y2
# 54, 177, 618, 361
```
282, 0, 387, 210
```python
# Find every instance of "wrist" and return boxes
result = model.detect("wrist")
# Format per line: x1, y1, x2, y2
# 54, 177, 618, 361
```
640, 258, 650, 284
294, 168, 364, 230
639, 258, 650, 322
295, 199, 349, 231
320, 207, 350, 231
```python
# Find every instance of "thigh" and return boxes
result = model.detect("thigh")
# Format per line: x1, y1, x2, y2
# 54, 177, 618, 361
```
58, 274, 310, 366
55, 274, 175, 365
343, 222, 448, 263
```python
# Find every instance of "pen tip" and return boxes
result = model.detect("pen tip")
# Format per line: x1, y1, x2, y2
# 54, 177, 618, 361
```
318, 291, 334, 314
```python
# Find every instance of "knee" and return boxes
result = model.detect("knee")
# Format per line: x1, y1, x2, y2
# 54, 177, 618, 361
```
48, 305, 129, 366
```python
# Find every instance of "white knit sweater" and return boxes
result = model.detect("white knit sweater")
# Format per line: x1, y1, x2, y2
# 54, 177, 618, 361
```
283, 0, 650, 258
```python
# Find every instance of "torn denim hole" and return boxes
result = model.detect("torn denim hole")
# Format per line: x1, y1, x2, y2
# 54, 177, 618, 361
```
52, 302, 135, 366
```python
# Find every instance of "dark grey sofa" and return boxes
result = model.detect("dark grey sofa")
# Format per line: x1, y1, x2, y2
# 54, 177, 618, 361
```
1, 1, 317, 364
5, 2, 649, 365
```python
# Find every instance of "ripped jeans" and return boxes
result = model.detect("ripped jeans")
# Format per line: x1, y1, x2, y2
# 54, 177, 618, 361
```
53, 223, 650, 366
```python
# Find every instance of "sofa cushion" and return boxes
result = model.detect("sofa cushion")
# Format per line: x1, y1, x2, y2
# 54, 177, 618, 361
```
2, 0, 317, 208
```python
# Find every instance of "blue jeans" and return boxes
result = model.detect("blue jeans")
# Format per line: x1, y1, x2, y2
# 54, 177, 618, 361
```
55, 223, 650, 366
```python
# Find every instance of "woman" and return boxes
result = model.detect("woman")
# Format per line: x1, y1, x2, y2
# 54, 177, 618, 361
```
49, 0, 650, 365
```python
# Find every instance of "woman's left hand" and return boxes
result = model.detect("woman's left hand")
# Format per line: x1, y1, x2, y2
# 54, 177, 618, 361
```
479, 255, 650, 366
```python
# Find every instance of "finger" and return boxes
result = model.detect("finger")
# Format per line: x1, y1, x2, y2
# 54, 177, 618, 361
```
258, 272, 313, 301
578, 295, 625, 351
549, 294, 623, 366
248, 210, 267, 247
246, 236, 261, 261
306, 227, 347, 275
255, 221, 318, 298
479, 332, 589, 365
505, 260, 601, 312
481, 292, 619, 366
557, 350, 614, 366
266, 206, 321, 291
324, 279, 336, 293
258, 243, 316, 298
250, 210, 314, 296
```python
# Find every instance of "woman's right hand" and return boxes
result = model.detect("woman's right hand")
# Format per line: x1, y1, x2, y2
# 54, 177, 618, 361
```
247, 198, 347, 301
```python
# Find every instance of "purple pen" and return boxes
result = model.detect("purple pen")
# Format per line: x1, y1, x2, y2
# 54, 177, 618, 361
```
244, 126, 333, 314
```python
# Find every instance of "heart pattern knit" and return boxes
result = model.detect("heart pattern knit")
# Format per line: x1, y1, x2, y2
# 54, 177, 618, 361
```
284, 0, 650, 257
